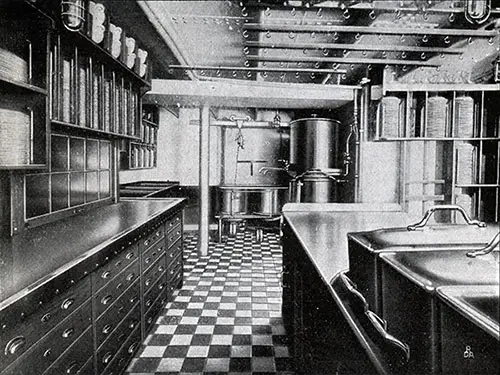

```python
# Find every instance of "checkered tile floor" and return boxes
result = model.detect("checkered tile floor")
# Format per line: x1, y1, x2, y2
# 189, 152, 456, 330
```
125, 230, 294, 375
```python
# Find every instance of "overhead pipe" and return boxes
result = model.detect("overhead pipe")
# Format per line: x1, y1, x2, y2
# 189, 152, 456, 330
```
243, 23, 499, 37
246, 55, 442, 66
168, 64, 347, 75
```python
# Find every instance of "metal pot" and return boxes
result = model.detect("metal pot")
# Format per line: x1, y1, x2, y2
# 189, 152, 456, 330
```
221, 190, 248, 215
296, 169, 340, 203
289, 117, 341, 174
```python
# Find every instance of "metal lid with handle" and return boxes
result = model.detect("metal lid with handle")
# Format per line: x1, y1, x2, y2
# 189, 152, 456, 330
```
407, 205, 486, 231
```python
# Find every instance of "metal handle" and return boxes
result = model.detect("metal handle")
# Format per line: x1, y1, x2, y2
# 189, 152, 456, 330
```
126, 252, 135, 260
128, 342, 138, 354
129, 320, 138, 329
43, 348, 52, 358
102, 324, 113, 334
5, 336, 25, 355
41, 313, 52, 323
407, 205, 486, 231
102, 352, 113, 364
101, 295, 112, 305
61, 298, 75, 310
339, 272, 368, 313
126, 273, 135, 282
366, 310, 410, 362
467, 231, 500, 258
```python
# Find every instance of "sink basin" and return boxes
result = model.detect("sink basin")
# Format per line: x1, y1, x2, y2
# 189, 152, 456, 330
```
377, 250, 499, 374
437, 285, 499, 374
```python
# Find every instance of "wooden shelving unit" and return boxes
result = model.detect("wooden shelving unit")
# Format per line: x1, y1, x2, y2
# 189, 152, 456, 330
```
373, 84, 500, 222
128, 105, 158, 170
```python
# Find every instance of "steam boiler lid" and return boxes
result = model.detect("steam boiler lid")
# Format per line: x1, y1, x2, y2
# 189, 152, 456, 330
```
289, 117, 341, 125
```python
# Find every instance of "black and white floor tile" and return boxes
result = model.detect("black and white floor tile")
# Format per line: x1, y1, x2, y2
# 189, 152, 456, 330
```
125, 230, 294, 375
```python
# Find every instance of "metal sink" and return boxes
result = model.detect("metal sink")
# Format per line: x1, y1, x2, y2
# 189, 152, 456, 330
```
378, 250, 499, 374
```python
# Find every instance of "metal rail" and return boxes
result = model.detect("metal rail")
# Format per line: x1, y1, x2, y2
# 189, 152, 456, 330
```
168, 64, 348, 74
246, 55, 442, 66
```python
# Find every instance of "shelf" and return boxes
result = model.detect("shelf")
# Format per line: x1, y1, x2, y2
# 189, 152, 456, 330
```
0, 164, 47, 170
455, 184, 500, 188
0, 75, 47, 95
52, 120, 141, 141
70, 30, 151, 89
375, 137, 500, 142
142, 119, 159, 127
383, 83, 500, 93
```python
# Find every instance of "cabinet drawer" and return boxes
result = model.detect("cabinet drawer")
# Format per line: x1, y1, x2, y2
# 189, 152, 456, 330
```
2, 300, 92, 375
95, 279, 140, 349
144, 273, 167, 313
167, 253, 183, 284
0, 277, 91, 370
166, 238, 182, 267
142, 240, 166, 273
144, 292, 167, 335
166, 213, 182, 234
140, 224, 164, 252
143, 254, 166, 295
93, 244, 139, 293
166, 226, 182, 247
101, 325, 141, 375
96, 303, 141, 375
42, 327, 93, 375
94, 261, 139, 318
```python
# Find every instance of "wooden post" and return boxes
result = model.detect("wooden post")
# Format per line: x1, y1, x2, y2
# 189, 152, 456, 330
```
198, 105, 210, 256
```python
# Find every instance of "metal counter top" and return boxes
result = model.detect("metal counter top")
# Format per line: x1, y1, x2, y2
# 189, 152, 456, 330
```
282, 203, 417, 284
0, 198, 186, 309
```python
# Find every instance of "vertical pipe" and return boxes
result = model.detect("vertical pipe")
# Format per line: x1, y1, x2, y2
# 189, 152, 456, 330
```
358, 79, 370, 202
198, 105, 210, 256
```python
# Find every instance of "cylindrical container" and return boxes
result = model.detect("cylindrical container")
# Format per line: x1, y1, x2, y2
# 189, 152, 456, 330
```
454, 96, 474, 138
258, 189, 279, 215
299, 170, 338, 203
221, 190, 248, 215
426, 96, 448, 137
289, 117, 341, 173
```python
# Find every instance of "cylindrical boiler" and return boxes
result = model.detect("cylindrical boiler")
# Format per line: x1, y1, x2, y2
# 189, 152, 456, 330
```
289, 117, 341, 174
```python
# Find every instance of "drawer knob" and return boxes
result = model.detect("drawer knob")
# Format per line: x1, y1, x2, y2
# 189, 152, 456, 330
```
145, 257, 151, 264
152, 251, 157, 257
115, 260, 122, 268
126, 252, 134, 260
41, 313, 52, 323
126, 273, 135, 282
129, 296, 138, 304
102, 352, 113, 364
169, 253, 174, 258
102, 324, 113, 334
144, 239, 150, 246
128, 342, 138, 354
145, 278, 152, 287
101, 271, 111, 279
118, 306, 125, 314
146, 299, 152, 307
5, 336, 25, 356
158, 266, 165, 272
155, 231, 161, 237
159, 283, 165, 290
118, 333, 126, 342
147, 317, 153, 324
61, 298, 75, 310
43, 348, 52, 358
101, 295, 112, 305
66, 361, 79, 374
129, 320, 138, 329
116, 282, 124, 290
62, 328, 74, 338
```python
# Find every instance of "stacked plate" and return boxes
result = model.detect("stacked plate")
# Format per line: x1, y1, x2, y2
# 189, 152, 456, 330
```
456, 143, 477, 185
380, 96, 401, 138
426, 96, 448, 137
454, 96, 474, 138
0, 46, 28, 83
0, 103, 30, 165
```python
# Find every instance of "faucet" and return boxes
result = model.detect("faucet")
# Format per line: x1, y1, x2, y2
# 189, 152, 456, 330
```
259, 160, 291, 176
466, 232, 500, 258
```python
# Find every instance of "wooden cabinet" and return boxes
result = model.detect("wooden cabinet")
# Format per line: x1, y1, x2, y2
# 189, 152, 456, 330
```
128, 105, 159, 170
0, 205, 184, 375
373, 84, 499, 222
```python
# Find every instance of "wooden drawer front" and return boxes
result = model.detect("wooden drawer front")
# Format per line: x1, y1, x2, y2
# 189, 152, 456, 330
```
101, 325, 141, 375
166, 225, 182, 247
95, 279, 140, 349
94, 261, 139, 319
144, 291, 167, 335
144, 273, 167, 313
42, 327, 93, 375
142, 240, 166, 273
0, 277, 91, 370
166, 238, 182, 267
1, 300, 92, 375
167, 253, 183, 285
93, 244, 139, 293
143, 254, 166, 295
166, 213, 182, 234
96, 303, 141, 375
141, 224, 165, 253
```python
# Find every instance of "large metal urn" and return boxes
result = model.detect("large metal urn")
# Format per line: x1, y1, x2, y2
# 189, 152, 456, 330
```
289, 117, 342, 203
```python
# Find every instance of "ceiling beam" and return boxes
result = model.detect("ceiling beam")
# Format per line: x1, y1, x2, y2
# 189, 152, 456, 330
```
243, 23, 499, 37
244, 41, 465, 54
246, 55, 442, 66
145, 79, 358, 109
